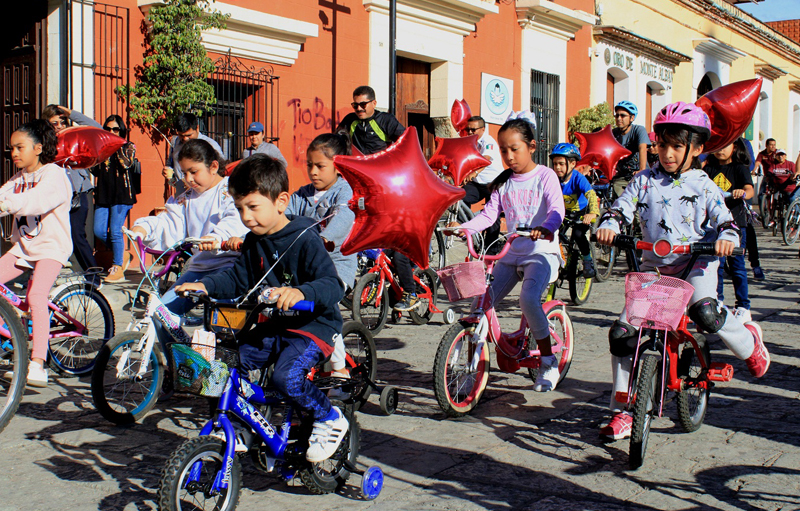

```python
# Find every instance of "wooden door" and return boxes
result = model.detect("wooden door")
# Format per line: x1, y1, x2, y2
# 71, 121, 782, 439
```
396, 57, 435, 159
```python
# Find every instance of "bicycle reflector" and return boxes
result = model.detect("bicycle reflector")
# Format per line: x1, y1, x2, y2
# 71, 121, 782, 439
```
653, 239, 673, 258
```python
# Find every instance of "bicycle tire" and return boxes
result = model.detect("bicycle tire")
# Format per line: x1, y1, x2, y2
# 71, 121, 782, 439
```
428, 230, 446, 272
341, 321, 378, 409
629, 353, 660, 469
782, 198, 800, 246
676, 334, 710, 433
592, 223, 616, 282
432, 323, 490, 417
527, 306, 575, 385
158, 435, 242, 511
408, 268, 437, 325
298, 405, 360, 494
759, 194, 771, 230
352, 273, 389, 335
48, 283, 115, 376
457, 202, 484, 255
91, 331, 165, 425
568, 245, 594, 305
0, 296, 29, 435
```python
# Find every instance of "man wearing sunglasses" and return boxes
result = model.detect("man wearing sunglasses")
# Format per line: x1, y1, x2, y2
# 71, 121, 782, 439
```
335, 85, 405, 156
610, 101, 649, 198
460, 116, 503, 253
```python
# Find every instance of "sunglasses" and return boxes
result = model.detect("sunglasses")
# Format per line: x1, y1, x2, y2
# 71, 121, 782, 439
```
351, 101, 373, 110
465, 127, 482, 134
614, 113, 630, 118
104, 126, 121, 133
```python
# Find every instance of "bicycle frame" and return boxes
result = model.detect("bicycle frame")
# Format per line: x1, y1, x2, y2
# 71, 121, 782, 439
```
0, 282, 90, 341
365, 251, 439, 313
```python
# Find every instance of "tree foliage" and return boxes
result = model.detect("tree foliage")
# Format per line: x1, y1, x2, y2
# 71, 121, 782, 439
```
117, 0, 228, 139
567, 102, 614, 145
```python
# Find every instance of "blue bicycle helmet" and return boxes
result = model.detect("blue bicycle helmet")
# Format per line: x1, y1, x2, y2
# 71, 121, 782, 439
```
549, 142, 581, 161
615, 100, 638, 117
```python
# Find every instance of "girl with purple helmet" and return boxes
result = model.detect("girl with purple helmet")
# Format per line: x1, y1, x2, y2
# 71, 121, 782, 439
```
595, 101, 770, 441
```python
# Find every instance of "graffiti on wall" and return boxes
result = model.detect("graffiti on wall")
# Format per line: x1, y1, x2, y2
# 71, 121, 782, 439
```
286, 97, 349, 166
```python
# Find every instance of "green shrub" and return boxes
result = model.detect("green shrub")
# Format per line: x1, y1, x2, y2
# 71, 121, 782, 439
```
567, 102, 614, 146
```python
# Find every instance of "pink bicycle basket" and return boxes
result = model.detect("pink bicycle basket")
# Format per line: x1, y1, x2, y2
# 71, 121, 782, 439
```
437, 261, 487, 302
624, 272, 695, 331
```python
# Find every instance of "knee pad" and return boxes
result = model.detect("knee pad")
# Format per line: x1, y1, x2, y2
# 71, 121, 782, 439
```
688, 298, 727, 333
608, 320, 638, 357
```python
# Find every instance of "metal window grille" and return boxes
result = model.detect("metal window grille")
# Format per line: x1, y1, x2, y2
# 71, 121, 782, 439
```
92, 2, 130, 131
530, 69, 560, 166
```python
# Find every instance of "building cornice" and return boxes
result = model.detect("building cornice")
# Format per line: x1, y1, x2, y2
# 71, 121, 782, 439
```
516, 0, 597, 41
363, 0, 498, 37
694, 38, 747, 65
789, 80, 800, 94
755, 63, 787, 81
594, 25, 692, 67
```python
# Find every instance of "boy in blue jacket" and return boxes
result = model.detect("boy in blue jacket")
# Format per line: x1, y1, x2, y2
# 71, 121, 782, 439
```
175, 154, 348, 463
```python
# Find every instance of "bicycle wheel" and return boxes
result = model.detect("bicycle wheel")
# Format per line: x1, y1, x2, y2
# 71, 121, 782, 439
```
428, 230, 446, 272
593, 236, 616, 282
432, 323, 490, 417
299, 405, 360, 494
48, 283, 115, 376
0, 297, 29, 435
91, 331, 165, 425
569, 246, 594, 305
457, 202, 484, 255
341, 321, 378, 409
409, 268, 437, 325
782, 198, 800, 246
527, 306, 574, 385
759, 194, 771, 229
629, 353, 660, 469
352, 273, 389, 335
158, 435, 242, 511
676, 334, 710, 433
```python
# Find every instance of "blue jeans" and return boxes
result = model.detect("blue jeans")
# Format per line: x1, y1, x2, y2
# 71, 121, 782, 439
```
154, 269, 216, 350
718, 229, 749, 310
94, 205, 133, 266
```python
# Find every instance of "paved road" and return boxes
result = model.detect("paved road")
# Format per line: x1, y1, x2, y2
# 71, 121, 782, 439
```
1, 233, 799, 511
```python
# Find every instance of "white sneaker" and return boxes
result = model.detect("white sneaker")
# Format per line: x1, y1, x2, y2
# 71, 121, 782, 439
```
306, 406, 349, 462
534, 355, 560, 392
733, 308, 752, 324
27, 362, 48, 388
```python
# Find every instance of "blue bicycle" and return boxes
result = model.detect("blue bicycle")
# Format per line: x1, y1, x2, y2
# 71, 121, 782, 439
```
157, 293, 384, 510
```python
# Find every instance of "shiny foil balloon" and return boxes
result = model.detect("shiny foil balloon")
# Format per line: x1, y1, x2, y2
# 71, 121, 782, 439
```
574, 125, 631, 182
225, 159, 241, 176
350, 144, 364, 157
334, 127, 466, 268
55, 126, 126, 168
450, 99, 472, 132
696, 77, 762, 154
427, 135, 491, 186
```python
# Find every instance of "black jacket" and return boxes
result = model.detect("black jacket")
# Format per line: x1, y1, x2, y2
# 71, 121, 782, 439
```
91, 142, 139, 207
337, 111, 405, 155
200, 216, 343, 348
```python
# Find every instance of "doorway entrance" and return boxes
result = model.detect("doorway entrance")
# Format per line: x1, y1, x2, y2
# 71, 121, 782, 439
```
395, 57, 435, 159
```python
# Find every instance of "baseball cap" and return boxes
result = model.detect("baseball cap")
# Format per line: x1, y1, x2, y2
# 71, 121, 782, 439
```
247, 122, 264, 133
776, 148, 787, 155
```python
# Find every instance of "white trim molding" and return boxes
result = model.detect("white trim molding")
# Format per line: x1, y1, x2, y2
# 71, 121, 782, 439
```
693, 38, 747, 65
516, 0, 597, 40
363, 0, 498, 37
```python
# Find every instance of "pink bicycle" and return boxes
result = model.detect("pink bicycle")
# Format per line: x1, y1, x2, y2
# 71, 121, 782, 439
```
432, 229, 575, 417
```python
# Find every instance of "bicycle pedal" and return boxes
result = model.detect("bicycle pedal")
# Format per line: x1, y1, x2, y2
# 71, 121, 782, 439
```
707, 362, 734, 382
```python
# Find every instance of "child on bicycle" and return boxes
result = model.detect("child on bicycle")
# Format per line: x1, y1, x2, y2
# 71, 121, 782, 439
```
0, 120, 72, 387
447, 112, 566, 392
703, 138, 755, 322
176, 154, 349, 463
131, 139, 248, 343
596, 102, 770, 440
549, 143, 599, 278
287, 133, 356, 382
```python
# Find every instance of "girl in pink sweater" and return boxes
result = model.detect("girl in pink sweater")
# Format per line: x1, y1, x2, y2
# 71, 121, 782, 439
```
0, 120, 73, 387
449, 115, 565, 392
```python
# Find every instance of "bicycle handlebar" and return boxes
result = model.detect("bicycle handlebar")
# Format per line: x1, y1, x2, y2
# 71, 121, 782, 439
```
180, 288, 315, 312
600, 234, 744, 257
438, 226, 554, 262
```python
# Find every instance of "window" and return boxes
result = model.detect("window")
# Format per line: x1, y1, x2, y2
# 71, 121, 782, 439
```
530, 69, 560, 166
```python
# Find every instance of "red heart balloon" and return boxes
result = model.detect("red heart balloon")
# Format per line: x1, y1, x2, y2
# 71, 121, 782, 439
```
334, 127, 466, 268
695, 77, 762, 154
450, 99, 472, 132
427, 135, 491, 186
574, 125, 631, 183
55, 126, 126, 168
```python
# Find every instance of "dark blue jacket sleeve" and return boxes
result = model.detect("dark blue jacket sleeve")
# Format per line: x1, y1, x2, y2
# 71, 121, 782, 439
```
295, 235, 344, 307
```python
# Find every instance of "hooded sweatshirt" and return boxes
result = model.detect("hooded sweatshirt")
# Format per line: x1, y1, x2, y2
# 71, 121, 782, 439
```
199, 216, 343, 351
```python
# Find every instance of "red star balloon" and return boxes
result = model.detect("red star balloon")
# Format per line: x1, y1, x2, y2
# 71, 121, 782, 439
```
574, 125, 631, 183
56, 126, 126, 168
696, 77, 762, 154
334, 127, 466, 268
224, 159, 241, 176
427, 135, 491, 186
350, 144, 364, 157
451, 99, 472, 133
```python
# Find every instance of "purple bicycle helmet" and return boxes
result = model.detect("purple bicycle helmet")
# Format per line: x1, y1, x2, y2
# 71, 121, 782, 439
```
653, 102, 711, 141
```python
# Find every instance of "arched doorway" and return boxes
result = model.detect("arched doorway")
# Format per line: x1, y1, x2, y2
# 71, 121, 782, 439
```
696, 72, 721, 99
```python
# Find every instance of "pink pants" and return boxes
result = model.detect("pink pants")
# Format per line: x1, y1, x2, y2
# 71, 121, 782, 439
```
0, 254, 62, 361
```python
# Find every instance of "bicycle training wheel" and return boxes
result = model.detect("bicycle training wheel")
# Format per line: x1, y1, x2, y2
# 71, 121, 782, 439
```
782, 198, 800, 246
352, 273, 389, 335
0, 297, 29, 435
299, 405, 360, 494
629, 353, 660, 469
91, 331, 165, 425
676, 334, 710, 433
569, 245, 594, 305
433, 323, 490, 417
49, 283, 115, 376
527, 305, 574, 385
341, 321, 378, 409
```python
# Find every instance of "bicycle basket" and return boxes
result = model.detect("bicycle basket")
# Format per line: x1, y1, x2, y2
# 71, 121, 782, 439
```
624, 273, 695, 331
437, 261, 487, 302
170, 343, 239, 397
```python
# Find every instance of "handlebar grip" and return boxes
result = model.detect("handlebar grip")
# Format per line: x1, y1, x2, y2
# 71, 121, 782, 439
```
290, 301, 315, 312
731, 247, 745, 256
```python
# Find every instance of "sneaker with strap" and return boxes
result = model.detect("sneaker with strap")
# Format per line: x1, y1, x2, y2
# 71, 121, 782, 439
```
733, 308, 752, 324
104, 265, 125, 283
582, 257, 596, 278
306, 406, 349, 462
534, 354, 560, 392
744, 322, 770, 378
393, 292, 419, 312
599, 412, 632, 441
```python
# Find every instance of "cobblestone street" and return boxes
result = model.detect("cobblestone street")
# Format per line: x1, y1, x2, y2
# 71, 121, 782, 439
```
1, 233, 799, 511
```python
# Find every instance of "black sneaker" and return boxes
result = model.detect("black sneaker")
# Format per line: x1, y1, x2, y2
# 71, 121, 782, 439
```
393, 292, 419, 312
582, 258, 596, 278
